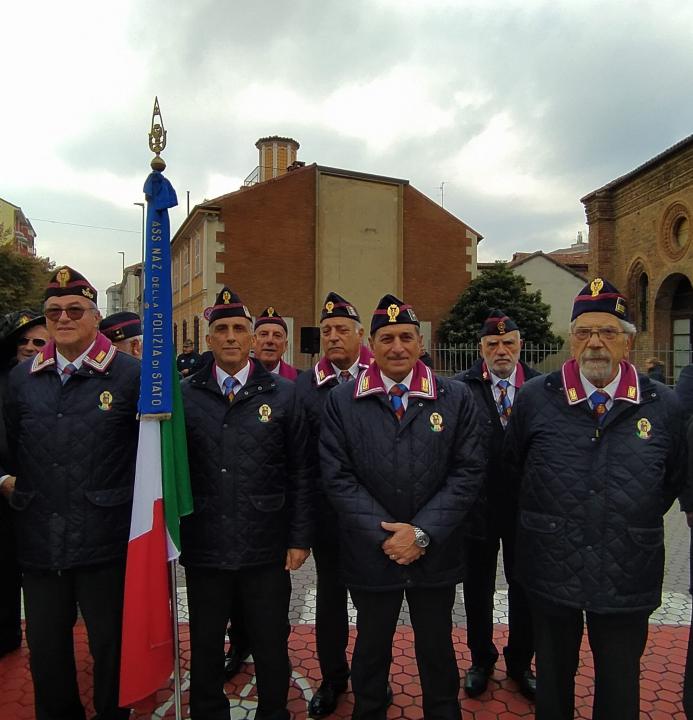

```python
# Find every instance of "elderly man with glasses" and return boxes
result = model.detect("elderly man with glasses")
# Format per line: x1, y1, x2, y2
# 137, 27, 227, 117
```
0, 266, 139, 720
505, 278, 690, 720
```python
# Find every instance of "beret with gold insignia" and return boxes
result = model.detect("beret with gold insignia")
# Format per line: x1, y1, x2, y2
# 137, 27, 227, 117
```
254, 306, 288, 333
370, 293, 420, 335
204, 286, 252, 324
479, 309, 519, 338
100, 311, 142, 342
45, 266, 98, 304
320, 291, 361, 323
571, 277, 629, 321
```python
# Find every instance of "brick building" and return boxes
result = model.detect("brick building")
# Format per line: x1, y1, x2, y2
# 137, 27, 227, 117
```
581, 134, 693, 380
171, 137, 482, 367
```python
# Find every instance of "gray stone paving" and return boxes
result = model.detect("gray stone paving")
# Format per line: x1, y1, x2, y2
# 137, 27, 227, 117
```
173, 505, 693, 627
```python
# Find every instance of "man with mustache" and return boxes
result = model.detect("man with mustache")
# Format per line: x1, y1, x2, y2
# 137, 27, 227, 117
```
505, 278, 689, 720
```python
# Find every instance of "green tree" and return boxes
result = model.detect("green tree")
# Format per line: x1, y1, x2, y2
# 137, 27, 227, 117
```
0, 229, 55, 315
438, 262, 564, 352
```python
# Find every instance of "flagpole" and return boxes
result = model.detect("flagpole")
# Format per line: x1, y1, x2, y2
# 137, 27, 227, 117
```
147, 101, 185, 720
170, 560, 183, 720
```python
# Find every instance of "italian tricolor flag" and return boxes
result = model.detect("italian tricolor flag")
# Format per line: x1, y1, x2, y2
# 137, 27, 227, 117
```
119, 364, 192, 707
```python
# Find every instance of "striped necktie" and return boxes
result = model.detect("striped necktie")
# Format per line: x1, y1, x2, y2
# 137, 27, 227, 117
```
223, 376, 239, 402
389, 383, 408, 421
497, 379, 512, 426
339, 370, 353, 383
590, 390, 610, 424
61, 363, 77, 385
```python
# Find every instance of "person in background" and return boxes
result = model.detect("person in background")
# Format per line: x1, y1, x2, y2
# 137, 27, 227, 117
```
0, 309, 49, 658
99, 311, 143, 359
456, 310, 538, 701
177, 338, 202, 377
645, 357, 666, 384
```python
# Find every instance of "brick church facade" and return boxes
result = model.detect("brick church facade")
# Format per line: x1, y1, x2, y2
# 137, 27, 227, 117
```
582, 134, 693, 380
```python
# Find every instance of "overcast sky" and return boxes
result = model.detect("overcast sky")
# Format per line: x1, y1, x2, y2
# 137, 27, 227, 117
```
3, 0, 693, 311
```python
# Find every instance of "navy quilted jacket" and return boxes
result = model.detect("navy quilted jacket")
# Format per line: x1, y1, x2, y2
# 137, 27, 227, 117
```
320, 360, 485, 591
180, 359, 315, 570
3, 334, 139, 571
505, 362, 688, 613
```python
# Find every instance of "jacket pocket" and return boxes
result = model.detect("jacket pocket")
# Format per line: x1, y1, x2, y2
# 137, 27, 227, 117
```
249, 492, 286, 512
9, 489, 36, 511
627, 526, 664, 549
84, 486, 133, 507
517, 510, 571, 584
615, 526, 665, 597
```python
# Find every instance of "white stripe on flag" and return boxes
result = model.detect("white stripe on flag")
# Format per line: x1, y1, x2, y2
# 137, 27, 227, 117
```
129, 419, 163, 542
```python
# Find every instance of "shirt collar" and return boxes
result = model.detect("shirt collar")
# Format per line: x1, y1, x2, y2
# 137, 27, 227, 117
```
56, 341, 95, 373
269, 361, 281, 375
215, 360, 251, 393
489, 365, 518, 388
380, 369, 414, 393
331, 358, 361, 380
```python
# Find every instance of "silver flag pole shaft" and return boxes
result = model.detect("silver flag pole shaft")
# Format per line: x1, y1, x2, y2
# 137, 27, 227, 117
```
170, 559, 183, 720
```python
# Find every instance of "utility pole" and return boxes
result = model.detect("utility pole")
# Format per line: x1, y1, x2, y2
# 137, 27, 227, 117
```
438, 181, 446, 208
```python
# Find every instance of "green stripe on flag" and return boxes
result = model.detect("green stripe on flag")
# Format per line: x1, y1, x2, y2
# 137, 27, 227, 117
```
161, 358, 193, 556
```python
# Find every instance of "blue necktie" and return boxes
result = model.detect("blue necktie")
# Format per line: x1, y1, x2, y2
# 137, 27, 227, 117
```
61, 363, 77, 385
223, 376, 239, 402
590, 390, 610, 424
389, 383, 408, 421
339, 370, 353, 384
497, 379, 512, 425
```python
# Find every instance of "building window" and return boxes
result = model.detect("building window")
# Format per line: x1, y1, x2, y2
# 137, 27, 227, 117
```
173, 255, 180, 292
662, 202, 691, 260
194, 234, 201, 276
182, 319, 188, 343
173, 322, 178, 350
182, 241, 190, 286
194, 316, 200, 351
638, 273, 649, 331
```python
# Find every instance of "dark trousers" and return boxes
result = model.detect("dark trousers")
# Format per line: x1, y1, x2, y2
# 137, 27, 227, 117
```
530, 600, 649, 720
0, 501, 22, 654
313, 538, 350, 686
463, 530, 533, 672
22, 561, 130, 720
186, 563, 291, 720
349, 585, 461, 720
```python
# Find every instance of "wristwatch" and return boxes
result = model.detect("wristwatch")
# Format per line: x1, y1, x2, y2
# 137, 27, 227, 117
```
412, 526, 430, 548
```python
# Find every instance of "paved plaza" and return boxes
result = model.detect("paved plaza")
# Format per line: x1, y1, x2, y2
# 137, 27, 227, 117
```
1, 507, 691, 719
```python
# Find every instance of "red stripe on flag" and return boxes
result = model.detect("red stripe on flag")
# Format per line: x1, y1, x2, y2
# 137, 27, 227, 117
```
119, 498, 173, 707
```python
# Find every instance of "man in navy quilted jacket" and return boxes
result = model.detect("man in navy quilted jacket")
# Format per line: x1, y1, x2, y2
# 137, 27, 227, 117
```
321, 294, 485, 720
1, 266, 139, 720
505, 278, 689, 720
180, 286, 314, 720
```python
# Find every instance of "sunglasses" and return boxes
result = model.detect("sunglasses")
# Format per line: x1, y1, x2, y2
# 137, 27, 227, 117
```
18, 337, 47, 348
45, 306, 93, 322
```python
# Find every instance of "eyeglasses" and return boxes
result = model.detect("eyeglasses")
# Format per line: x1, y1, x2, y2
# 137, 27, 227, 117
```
17, 337, 47, 348
44, 306, 93, 322
572, 327, 625, 341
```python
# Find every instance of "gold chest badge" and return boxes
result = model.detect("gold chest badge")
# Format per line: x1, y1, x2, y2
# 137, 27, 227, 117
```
98, 391, 113, 411
259, 404, 272, 423
430, 412, 444, 432
636, 418, 652, 440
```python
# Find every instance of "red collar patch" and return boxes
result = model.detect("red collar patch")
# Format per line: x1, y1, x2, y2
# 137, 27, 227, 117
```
561, 358, 640, 405
314, 345, 373, 387
354, 359, 436, 400
31, 332, 116, 375
481, 360, 526, 387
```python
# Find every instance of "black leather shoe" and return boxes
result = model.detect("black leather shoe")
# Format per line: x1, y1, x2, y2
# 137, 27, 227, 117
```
463, 664, 494, 697
224, 646, 251, 680
308, 681, 348, 718
508, 669, 536, 701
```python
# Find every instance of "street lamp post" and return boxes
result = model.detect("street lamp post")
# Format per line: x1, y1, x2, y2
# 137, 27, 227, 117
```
118, 251, 125, 275
134, 202, 145, 317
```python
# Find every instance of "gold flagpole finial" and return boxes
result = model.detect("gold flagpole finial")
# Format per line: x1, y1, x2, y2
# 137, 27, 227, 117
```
149, 96, 167, 171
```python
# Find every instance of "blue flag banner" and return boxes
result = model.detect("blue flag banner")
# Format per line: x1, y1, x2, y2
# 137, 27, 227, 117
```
139, 170, 178, 416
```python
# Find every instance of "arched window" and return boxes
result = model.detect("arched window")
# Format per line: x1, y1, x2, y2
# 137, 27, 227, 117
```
193, 316, 200, 352
638, 273, 649, 331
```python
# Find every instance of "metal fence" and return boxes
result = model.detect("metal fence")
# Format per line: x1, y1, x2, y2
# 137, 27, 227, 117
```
429, 344, 693, 385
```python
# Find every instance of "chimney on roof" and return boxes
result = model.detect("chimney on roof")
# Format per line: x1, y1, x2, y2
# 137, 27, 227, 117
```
255, 136, 300, 183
